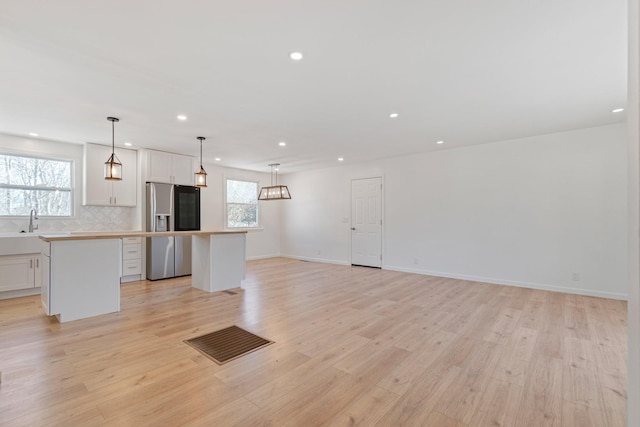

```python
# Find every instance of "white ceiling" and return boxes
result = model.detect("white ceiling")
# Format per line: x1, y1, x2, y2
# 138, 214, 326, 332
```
0, 0, 628, 174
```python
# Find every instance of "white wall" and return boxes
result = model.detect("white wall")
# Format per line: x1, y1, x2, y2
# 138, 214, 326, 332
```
627, 0, 639, 424
199, 164, 280, 260
281, 123, 628, 299
0, 133, 136, 232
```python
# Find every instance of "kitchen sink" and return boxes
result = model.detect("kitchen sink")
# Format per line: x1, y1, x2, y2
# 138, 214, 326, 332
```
0, 233, 44, 255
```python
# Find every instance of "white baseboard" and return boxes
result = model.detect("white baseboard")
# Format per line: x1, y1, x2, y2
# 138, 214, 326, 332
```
280, 254, 350, 266
246, 254, 282, 261
257, 255, 627, 301
383, 265, 627, 301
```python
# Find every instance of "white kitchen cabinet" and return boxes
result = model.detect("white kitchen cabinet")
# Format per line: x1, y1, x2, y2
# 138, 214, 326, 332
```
121, 237, 142, 282
0, 254, 41, 292
146, 149, 194, 185
83, 143, 137, 206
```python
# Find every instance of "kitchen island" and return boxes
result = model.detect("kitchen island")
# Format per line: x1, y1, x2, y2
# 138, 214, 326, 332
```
40, 230, 246, 323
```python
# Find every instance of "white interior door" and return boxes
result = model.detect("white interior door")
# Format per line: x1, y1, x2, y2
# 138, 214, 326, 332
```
351, 177, 382, 267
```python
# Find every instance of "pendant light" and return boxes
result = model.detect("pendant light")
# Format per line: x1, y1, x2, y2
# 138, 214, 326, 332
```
104, 117, 122, 180
195, 136, 207, 188
258, 163, 291, 200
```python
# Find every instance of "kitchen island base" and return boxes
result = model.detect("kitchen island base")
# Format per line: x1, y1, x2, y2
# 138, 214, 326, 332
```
41, 238, 121, 323
192, 232, 246, 293
40, 231, 246, 323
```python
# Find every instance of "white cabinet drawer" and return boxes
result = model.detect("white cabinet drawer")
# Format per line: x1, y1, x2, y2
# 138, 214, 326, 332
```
121, 237, 142, 282
122, 259, 142, 275
122, 244, 142, 260
122, 237, 142, 245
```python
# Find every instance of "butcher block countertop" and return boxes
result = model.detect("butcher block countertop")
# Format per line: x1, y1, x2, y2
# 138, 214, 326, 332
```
39, 230, 247, 242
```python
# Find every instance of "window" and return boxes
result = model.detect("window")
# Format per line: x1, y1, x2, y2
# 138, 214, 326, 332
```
0, 154, 73, 216
226, 179, 258, 228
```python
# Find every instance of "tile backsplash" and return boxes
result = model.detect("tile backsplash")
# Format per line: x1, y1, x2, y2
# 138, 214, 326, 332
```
0, 206, 137, 233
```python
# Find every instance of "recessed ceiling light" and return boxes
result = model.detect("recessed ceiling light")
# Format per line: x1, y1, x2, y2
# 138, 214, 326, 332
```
177, 115, 187, 121
389, 113, 399, 118
289, 52, 303, 61
279, 141, 287, 147
338, 157, 344, 162
215, 157, 221, 161
124, 142, 132, 147
28, 132, 38, 137
436, 140, 444, 144
611, 108, 624, 113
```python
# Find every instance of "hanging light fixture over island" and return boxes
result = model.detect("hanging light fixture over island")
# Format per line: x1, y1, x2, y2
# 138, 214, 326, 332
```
104, 117, 122, 180
195, 136, 207, 188
258, 163, 291, 200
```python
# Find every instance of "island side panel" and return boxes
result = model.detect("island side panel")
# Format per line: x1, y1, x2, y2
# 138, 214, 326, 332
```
211, 233, 246, 290
191, 234, 212, 292
49, 238, 121, 322
191, 233, 245, 292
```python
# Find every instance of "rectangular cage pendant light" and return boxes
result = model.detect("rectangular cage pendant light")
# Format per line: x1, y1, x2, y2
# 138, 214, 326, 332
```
258, 163, 291, 200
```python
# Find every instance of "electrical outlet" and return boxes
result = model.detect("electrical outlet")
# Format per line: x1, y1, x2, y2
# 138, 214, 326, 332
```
316, 249, 322, 255
413, 257, 419, 265
571, 272, 581, 282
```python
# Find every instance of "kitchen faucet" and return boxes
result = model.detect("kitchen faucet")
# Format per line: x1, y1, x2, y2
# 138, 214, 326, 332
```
29, 209, 38, 233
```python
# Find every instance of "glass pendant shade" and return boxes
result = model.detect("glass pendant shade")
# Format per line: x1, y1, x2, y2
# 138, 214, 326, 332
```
104, 153, 122, 181
104, 116, 122, 181
195, 136, 207, 188
195, 166, 207, 187
258, 163, 291, 200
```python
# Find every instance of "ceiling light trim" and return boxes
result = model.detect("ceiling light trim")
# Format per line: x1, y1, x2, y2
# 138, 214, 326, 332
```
289, 52, 303, 61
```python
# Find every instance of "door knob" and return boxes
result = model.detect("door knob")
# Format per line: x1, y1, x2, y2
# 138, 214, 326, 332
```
351, 227, 356, 230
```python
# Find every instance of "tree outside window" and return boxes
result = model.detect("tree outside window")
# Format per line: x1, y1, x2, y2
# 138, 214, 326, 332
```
0, 154, 73, 216
226, 179, 258, 228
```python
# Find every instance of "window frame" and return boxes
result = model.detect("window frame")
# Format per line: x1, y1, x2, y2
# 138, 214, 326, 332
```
0, 152, 75, 218
224, 177, 260, 229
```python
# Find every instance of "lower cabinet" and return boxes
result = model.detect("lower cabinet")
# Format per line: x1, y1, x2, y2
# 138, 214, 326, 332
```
121, 237, 142, 283
0, 254, 41, 292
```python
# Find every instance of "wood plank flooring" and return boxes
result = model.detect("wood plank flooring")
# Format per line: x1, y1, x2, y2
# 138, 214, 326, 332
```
0, 257, 627, 426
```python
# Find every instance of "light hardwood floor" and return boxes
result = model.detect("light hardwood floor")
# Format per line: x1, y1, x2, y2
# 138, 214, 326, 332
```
0, 257, 627, 426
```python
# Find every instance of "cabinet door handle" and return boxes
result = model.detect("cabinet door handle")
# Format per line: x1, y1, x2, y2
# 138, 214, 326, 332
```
36, 258, 39, 268
30, 259, 33, 268
114, 196, 117, 204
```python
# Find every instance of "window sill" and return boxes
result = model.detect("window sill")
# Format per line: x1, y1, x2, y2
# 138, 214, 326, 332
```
225, 227, 263, 232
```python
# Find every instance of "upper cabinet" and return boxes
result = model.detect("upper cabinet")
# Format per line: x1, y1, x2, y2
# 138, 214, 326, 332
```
83, 143, 137, 207
146, 149, 194, 185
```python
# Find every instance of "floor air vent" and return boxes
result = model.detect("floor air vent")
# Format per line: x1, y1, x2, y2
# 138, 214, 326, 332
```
185, 325, 273, 364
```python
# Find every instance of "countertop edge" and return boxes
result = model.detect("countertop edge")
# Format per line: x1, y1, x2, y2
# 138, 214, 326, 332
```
39, 230, 247, 242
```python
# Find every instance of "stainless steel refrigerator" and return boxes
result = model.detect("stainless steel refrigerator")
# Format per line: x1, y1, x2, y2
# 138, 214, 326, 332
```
146, 182, 200, 280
